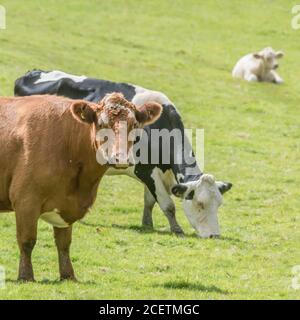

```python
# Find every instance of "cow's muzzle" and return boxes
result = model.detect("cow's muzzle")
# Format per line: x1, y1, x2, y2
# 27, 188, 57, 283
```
108, 153, 134, 168
209, 234, 220, 239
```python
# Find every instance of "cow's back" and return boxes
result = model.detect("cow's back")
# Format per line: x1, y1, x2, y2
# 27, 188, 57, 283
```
15, 70, 138, 103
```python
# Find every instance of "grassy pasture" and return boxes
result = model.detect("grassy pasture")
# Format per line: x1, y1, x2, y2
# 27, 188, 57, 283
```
0, 0, 299, 299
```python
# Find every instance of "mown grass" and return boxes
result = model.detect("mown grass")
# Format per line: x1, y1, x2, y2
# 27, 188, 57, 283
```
0, 0, 299, 299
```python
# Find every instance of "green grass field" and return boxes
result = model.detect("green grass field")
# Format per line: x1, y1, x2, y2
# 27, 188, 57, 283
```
0, 0, 300, 299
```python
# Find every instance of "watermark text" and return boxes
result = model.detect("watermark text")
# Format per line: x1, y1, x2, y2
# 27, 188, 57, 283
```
291, 265, 300, 290
291, 5, 300, 29
0, 266, 5, 289
0, 5, 6, 29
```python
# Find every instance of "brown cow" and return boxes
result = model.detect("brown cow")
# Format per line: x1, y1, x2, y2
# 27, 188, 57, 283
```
0, 93, 162, 281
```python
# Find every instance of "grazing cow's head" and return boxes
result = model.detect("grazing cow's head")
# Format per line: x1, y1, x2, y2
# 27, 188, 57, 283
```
172, 174, 232, 238
71, 93, 162, 168
253, 47, 284, 70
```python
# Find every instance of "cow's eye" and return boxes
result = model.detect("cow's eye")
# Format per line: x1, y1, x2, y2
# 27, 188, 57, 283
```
185, 190, 194, 200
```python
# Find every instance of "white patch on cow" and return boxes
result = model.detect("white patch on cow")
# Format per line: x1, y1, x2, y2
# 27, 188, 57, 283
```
173, 174, 224, 238
100, 112, 109, 125
35, 70, 87, 84
40, 210, 69, 228
176, 173, 185, 183
151, 168, 175, 211
132, 86, 173, 107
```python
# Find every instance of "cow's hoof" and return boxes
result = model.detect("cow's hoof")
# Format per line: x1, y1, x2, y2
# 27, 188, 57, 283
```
171, 227, 185, 237
18, 276, 35, 283
60, 275, 77, 282
175, 231, 185, 238
142, 223, 154, 230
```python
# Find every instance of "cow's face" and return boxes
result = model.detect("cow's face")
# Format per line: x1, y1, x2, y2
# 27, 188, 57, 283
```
71, 93, 162, 168
254, 47, 284, 71
172, 174, 232, 238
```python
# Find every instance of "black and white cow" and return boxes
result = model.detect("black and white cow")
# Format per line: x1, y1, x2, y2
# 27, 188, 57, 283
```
15, 70, 232, 238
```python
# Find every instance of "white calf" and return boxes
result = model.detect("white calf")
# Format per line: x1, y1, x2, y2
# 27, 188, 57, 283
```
232, 47, 284, 84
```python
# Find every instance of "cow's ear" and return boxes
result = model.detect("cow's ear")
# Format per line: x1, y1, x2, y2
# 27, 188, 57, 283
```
172, 184, 188, 198
71, 101, 96, 124
216, 181, 233, 195
276, 51, 284, 59
253, 53, 263, 59
135, 102, 163, 126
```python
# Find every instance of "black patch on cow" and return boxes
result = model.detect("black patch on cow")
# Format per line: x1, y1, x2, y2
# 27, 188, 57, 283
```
14, 70, 203, 200
171, 184, 187, 197
185, 190, 194, 200
15, 70, 137, 103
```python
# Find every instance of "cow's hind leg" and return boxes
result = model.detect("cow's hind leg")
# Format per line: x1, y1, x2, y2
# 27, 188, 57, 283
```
245, 72, 258, 82
53, 226, 76, 281
142, 186, 155, 229
15, 205, 40, 282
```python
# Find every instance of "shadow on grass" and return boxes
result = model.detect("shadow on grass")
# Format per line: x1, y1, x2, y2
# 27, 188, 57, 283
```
110, 224, 244, 243
112, 224, 178, 235
79, 221, 244, 243
159, 281, 229, 294
79, 220, 104, 228
79, 220, 176, 236
6, 279, 96, 285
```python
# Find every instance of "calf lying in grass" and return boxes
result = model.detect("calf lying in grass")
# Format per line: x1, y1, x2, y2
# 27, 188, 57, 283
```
232, 47, 284, 84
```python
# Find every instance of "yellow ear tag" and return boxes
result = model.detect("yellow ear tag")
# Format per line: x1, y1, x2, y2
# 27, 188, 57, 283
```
81, 112, 86, 120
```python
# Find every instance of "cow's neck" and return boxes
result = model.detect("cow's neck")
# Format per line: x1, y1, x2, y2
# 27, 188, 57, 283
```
171, 158, 202, 184
154, 104, 203, 184
170, 134, 202, 184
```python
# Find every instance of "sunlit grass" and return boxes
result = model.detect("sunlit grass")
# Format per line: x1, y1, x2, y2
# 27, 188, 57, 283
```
0, 0, 299, 299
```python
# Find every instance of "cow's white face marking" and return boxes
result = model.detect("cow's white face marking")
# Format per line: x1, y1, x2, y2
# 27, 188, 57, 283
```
40, 210, 69, 228
172, 174, 232, 238
100, 112, 109, 125
35, 71, 87, 84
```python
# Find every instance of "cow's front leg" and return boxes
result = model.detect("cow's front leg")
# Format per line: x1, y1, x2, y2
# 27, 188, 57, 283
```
15, 207, 39, 282
142, 186, 155, 229
150, 169, 184, 235
53, 226, 76, 281
160, 200, 184, 236
265, 70, 283, 84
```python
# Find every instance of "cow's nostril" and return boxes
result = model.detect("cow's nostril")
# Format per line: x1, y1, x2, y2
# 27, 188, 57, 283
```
209, 235, 220, 239
115, 153, 128, 162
